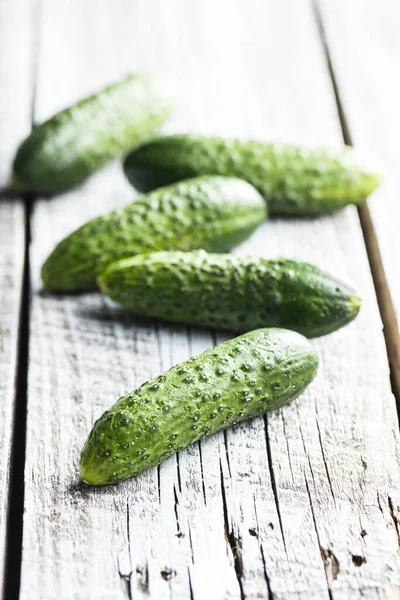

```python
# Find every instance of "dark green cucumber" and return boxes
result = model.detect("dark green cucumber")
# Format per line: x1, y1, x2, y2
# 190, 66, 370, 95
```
13, 73, 175, 194
80, 328, 318, 485
100, 251, 361, 338
123, 135, 381, 216
41, 177, 267, 292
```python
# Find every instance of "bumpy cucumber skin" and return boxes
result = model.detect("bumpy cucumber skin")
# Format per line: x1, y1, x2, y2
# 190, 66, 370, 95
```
80, 328, 319, 485
100, 251, 361, 338
41, 177, 267, 292
12, 73, 175, 195
124, 135, 381, 216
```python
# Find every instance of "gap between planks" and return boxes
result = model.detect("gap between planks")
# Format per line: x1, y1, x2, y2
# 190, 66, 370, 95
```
3, 198, 31, 600
312, 0, 400, 410
1, 0, 42, 598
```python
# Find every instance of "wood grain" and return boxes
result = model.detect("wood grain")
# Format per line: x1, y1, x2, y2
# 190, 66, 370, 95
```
20, 0, 400, 598
317, 0, 400, 399
0, 0, 37, 593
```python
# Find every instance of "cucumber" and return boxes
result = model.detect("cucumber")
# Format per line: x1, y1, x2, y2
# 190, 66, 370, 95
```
80, 328, 318, 485
41, 177, 267, 292
13, 73, 175, 194
99, 251, 361, 338
123, 135, 381, 216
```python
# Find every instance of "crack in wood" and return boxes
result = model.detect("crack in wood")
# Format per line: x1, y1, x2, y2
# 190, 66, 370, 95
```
259, 546, 273, 600
173, 485, 181, 536
155, 325, 164, 507
157, 466, 161, 505
118, 556, 132, 581
314, 414, 336, 503
253, 494, 273, 599
176, 453, 182, 494
388, 496, 400, 550
118, 500, 132, 600
305, 476, 335, 599
226, 530, 244, 599
280, 412, 295, 486
189, 327, 210, 505
187, 523, 195, 565
377, 492, 384, 515
222, 430, 232, 480
307, 455, 317, 490
197, 442, 207, 506
219, 461, 245, 599
264, 415, 288, 556
187, 567, 194, 600
298, 377, 335, 506
296, 402, 319, 492
118, 551, 132, 600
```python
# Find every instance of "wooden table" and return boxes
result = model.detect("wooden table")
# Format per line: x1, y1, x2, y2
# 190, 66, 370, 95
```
1, 1, 400, 598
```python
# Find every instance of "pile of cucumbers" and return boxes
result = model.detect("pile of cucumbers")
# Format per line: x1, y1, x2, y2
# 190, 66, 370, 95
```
13, 73, 380, 486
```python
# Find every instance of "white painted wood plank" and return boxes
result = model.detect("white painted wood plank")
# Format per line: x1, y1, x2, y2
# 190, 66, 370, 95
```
22, 2, 239, 599
0, 0, 37, 593
317, 0, 400, 393
20, 0, 400, 599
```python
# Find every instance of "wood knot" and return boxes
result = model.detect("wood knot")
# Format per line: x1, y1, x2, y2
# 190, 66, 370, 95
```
352, 554, 366, 567
161, 567, 176, 581
248, 528, 258, 537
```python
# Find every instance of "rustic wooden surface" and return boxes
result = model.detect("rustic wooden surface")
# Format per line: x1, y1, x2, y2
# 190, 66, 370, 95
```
0, 0, 398, 599
0, 0, 37, 591
317, 0, 400, 400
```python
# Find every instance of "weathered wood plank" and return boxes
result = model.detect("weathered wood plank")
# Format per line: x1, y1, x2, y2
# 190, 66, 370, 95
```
316, 0, 400, 397
0, 0, 37, 593
20, 0, 400, 599
21, 2, 239, 598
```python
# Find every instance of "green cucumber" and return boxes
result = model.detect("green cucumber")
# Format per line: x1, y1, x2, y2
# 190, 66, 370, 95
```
13, 73, 175, 194
80, 328, 318, 485
99, 251, 361, 338
123, 135, 381, 216
41, 177, 267, 292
